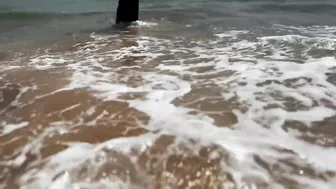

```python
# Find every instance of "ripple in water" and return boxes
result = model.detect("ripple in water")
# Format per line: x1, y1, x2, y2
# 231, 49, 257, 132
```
1, 23, 336, 189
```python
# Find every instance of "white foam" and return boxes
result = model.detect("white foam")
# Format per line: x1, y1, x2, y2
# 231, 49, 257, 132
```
30, 56, 68, 70
86, 106, 96, 116
49, 172, 72, 189
135, 20, 158, 27
291, 175, 336, 189
11, 25, 336, 188
215, 30, 249, 38
19, 134, 157, 189
287, 107, 336, 123
1, 122, 29, 136
20, 143, 94, 188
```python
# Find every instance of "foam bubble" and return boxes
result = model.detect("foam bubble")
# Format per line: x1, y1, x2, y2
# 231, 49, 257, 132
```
3, 24, 336, 188
135, 21, 158, 27
1, 122, 29, 136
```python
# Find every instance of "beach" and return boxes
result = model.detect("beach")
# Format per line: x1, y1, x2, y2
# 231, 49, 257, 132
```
1, 0, 336, 188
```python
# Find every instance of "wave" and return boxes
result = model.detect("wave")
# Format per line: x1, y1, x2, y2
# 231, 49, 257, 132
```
0, 11, 110, 21
246, 2, 336, 14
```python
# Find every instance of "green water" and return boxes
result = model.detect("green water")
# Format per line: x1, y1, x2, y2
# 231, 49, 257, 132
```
1, 0, 336, 45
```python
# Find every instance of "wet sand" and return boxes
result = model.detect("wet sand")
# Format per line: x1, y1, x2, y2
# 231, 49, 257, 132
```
1, 25, 336, 189
0, 44, 238, 188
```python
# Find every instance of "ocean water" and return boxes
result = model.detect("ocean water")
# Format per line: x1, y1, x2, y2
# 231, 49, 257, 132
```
1, 0, 336, 188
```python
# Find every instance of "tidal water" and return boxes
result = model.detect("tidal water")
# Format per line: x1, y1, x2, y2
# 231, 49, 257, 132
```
1, 0, 336, 188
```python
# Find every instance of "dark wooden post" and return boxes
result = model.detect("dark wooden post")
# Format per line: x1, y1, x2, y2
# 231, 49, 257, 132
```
116, 0, 139, 24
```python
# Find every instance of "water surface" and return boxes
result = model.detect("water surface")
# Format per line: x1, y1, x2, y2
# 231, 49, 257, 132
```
1, 0, 336, 188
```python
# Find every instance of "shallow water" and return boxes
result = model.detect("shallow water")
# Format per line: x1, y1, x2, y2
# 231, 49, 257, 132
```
1, 0, 336, 189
